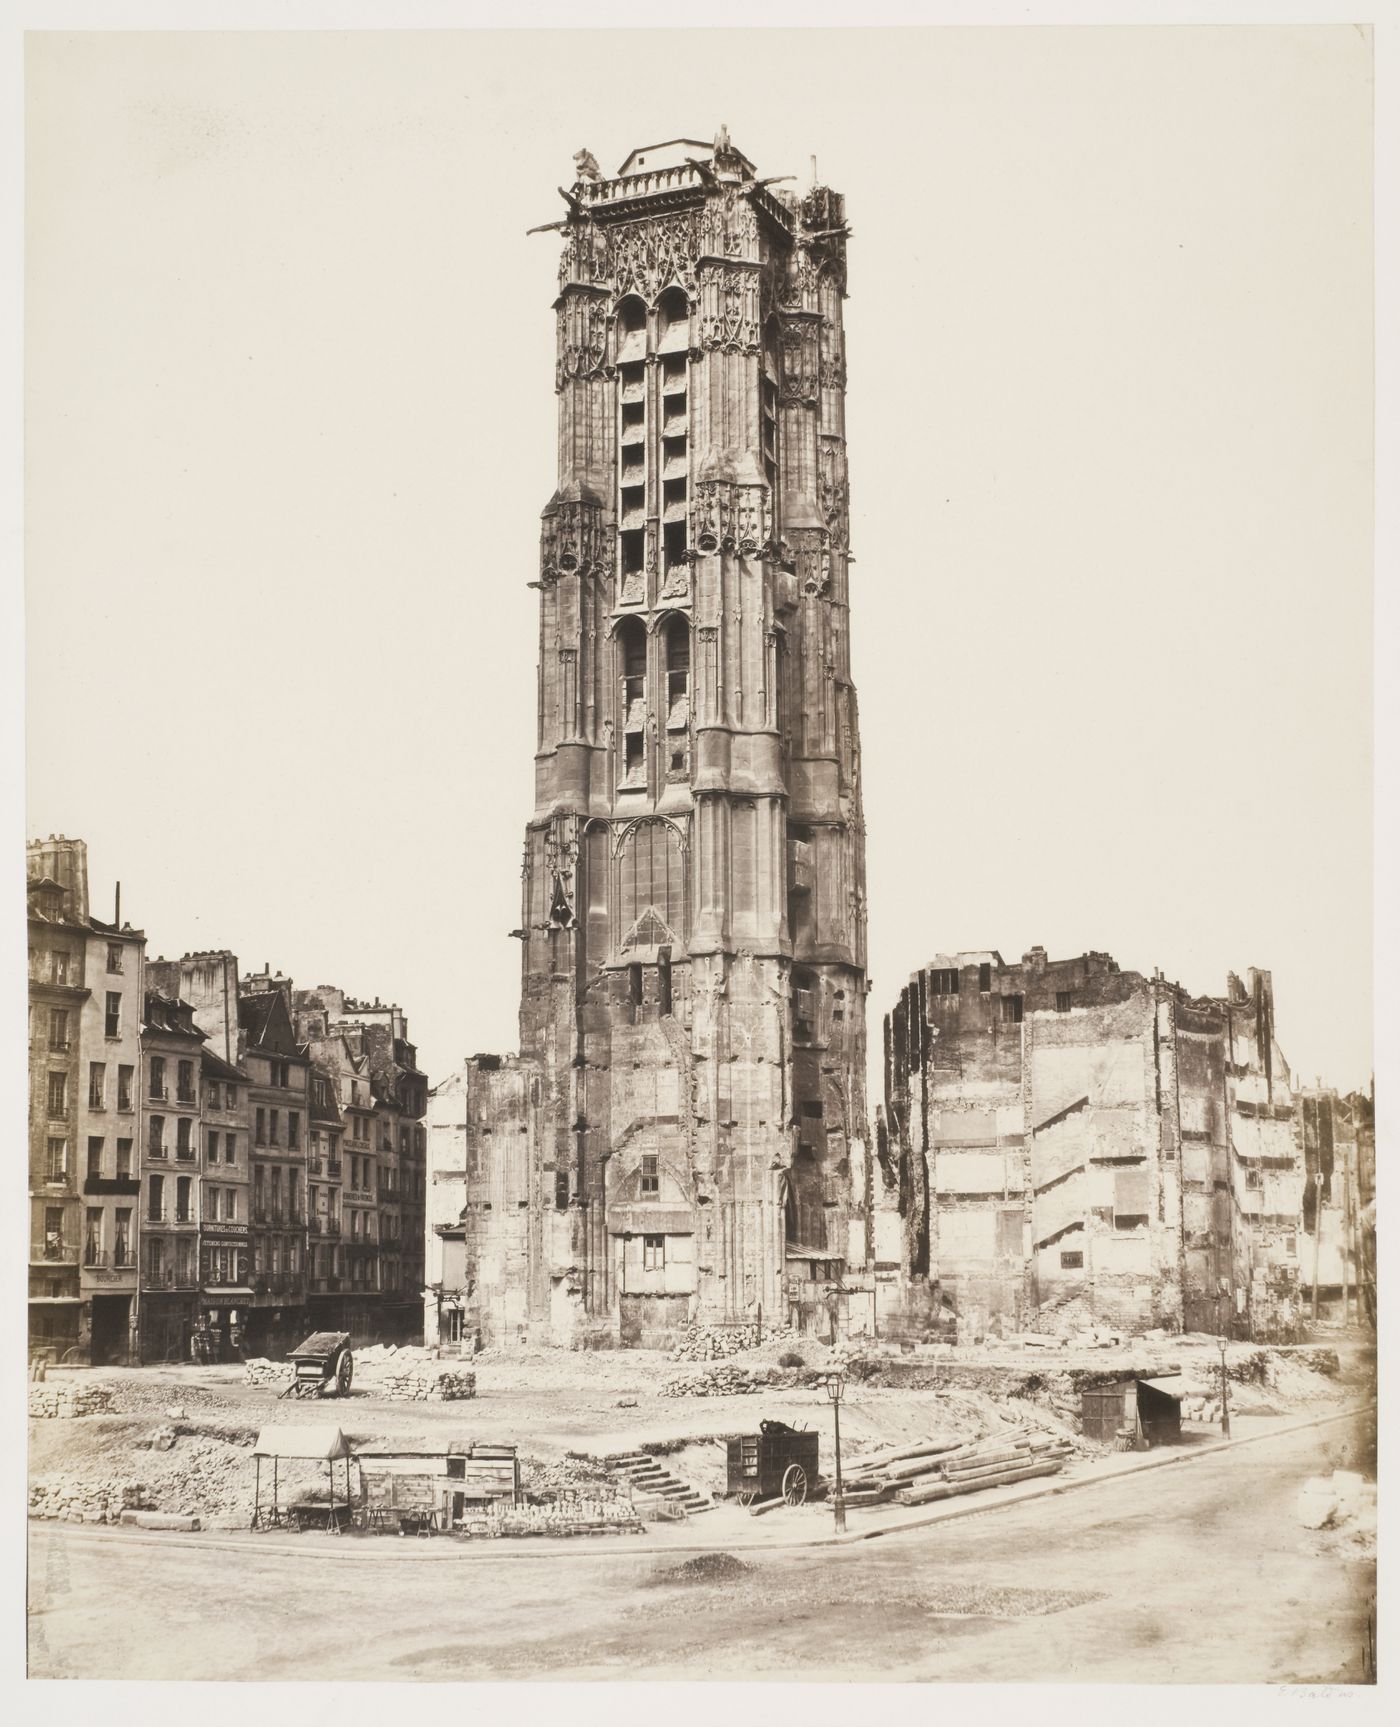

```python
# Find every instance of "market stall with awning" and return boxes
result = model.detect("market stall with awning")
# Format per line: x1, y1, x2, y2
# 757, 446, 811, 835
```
251, 1425, 356, 1532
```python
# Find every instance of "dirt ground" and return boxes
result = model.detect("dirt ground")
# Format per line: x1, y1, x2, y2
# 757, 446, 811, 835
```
28, 1408, 1376, 1683
28, 1332, 1370, 1531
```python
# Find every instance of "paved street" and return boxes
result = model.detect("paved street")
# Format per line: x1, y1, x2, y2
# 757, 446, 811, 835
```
28, 1409, 1374, 1683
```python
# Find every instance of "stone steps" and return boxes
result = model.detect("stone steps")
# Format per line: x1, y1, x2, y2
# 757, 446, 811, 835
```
604, 1452, 714, 1515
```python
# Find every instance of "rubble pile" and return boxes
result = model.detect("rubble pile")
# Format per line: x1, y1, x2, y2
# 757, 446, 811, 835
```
1296, 1468, 1377, 1557
660, 1362, 787, 1398
29, 1431, 259, 1530
28, 1383, 115, 1419
352, 1343, 425, 1368
1266, 1349, 1341, 1396
353, 1344, 476, 1400
670, 1322, 798, 1364
523, 1454, 624, 1499
100, 1379, 222, 1416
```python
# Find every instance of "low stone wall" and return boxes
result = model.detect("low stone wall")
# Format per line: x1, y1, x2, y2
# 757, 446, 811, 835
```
376, 1366, 476, 1402
243, 1358, 296, 1388
29, 1481, 150, 1523
29, 1383, 115, 1419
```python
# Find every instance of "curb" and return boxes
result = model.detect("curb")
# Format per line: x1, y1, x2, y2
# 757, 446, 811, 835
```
818, 1400, 1375, 1547
31, 1402, 1372, 1565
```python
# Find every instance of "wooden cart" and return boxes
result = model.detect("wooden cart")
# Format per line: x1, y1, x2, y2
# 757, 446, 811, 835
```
280, 1331, 354, 1399
724, 1420, 820, 1507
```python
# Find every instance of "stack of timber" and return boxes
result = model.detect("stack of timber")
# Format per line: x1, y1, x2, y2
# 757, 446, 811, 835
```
840, 1425, 1074, 1510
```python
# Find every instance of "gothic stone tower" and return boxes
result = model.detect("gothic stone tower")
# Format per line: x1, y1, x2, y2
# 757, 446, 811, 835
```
520, 133, 868, 1345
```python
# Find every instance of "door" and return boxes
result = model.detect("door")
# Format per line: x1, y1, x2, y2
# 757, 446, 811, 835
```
89, 1295, 130, 1366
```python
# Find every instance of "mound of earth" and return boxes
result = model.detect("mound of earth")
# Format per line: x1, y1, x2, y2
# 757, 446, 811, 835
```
656, 1551, 753, 1586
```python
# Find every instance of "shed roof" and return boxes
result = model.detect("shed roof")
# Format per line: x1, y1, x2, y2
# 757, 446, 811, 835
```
1138, 1376, 1188, 1399
254, 1425, 352, 1460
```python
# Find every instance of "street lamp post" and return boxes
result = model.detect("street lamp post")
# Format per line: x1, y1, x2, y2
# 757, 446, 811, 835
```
1217, 1291, 1232, 1441
825, 1371, 846, 1534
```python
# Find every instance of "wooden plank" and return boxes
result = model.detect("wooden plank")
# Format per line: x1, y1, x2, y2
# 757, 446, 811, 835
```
894, 1459, 1063, 1507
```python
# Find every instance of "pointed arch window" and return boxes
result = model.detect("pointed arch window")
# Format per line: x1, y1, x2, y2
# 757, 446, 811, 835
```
616, 288, 692, 602
617, 617, 648, 791
617, 296, 648, 598
658, 289, 690, 577
664, 615, 691, 780
761, 319, 780, 491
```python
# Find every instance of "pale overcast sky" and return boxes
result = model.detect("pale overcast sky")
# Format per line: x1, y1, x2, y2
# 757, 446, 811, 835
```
25, 25, 1373, 1094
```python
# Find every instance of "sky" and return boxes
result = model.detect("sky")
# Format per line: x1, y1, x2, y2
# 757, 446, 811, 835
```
23, 24, 1374, 1095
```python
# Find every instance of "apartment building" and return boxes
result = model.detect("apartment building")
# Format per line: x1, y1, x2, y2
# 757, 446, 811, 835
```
27, 837, 145, 1365
138, 994, 206, 1361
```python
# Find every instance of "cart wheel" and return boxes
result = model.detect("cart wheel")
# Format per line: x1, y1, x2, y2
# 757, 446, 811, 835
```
782, 1464, 808, 1506
736, 1489, 756, 1508
336, 1349, 354, 1396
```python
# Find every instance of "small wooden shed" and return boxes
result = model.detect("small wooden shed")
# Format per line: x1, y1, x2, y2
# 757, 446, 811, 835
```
1080, 1378, 1184, 1449
356, 1443, 520, 1531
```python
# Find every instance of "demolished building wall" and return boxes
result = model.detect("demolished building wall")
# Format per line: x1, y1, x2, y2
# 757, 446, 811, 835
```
1296, 1084, 1374, 1322
882, 948, 1307, 1342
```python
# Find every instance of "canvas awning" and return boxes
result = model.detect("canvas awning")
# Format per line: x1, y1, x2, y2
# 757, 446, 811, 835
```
254, 1425, 352, 1460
